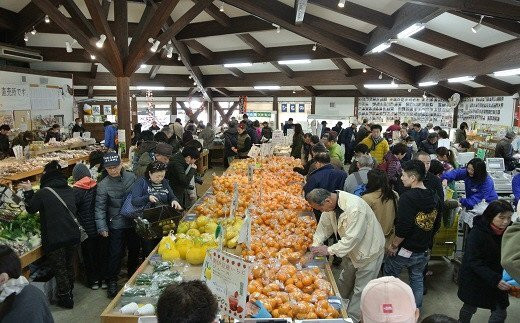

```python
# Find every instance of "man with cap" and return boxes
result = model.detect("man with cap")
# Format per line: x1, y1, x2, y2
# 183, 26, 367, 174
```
361, 276, 420, 323
495, 131, 517, 171
134, 142, 173, 177
95, 152, 137, 298
306, 188, 385, 323
72, 163, 108, 290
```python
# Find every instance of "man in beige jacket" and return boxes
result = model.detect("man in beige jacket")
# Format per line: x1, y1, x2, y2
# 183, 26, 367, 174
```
307, 188, 385, 323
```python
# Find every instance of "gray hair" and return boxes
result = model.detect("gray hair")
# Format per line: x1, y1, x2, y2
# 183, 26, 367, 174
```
306, 188, 332, 205
357, 154, 374, 167
162, 126, 173, 135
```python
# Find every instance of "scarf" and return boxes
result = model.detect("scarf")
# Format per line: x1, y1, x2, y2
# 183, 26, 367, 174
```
490, 223, 506, 235
0, 276, 29, 302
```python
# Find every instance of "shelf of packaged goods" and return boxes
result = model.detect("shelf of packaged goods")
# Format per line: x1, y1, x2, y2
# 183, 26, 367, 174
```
1, 155, 89, 182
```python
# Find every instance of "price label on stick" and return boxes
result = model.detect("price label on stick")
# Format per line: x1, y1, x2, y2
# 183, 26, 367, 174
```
229, 183, 239, 219
247, 145, 260, 158
237, 208, 252, 248
247, 164, 254, 182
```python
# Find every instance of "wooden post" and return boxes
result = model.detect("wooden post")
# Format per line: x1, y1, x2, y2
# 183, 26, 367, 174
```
131, 95, 138, 124
273, 96, 279, 130
171, 97, 177, 119
311, 96, 316, 114
208, 101, 215, 126
116, 77, 131, 157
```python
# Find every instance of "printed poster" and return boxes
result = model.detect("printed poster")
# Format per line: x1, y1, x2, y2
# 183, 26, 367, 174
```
289, 103, 296, 113
281, 103, 287, 112
201, 250, 251, 320
298, 103, 305, 113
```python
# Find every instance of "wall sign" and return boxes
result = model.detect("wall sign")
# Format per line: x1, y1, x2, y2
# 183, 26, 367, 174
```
246, 111, 271, 118
289, 103, 296, 113
298, 103, 305, 113
281, 103, 287, 112
457, 96, 514, 127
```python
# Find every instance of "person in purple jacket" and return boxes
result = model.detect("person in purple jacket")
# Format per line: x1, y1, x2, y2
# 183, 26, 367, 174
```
441, 158, 498, 209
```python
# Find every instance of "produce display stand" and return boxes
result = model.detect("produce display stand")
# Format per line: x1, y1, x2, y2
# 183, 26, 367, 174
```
29, 139, 96, 157
20, 246, 43, 278
196, 149, 209, 174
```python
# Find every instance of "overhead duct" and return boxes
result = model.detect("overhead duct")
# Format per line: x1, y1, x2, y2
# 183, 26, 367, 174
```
0, 45, 43, 62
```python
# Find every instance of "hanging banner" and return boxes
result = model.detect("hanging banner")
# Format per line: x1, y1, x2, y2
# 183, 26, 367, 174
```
201, 250, 251, 320
281, 103, 287, 112
238, 96, 247, 114
289, 103, 296, 113
298, 103, 305, 113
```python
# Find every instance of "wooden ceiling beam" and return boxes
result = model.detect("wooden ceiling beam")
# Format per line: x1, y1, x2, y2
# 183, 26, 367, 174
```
226, 67, 245, 78
295, 0, 308, 25
212, 88, 232, 96
405, 0, 520, 21
438, 80, 475, 96
194, 0, 231, 27
331, 58, 352, 76
303, 14, 370, 45
474, 75, 516, 95
125, 0, 181, 76
130, 3, 155, 42
75, 89, 190, 97
31, 0, 114, 74
0, 8, 17, 30
84, 0, 124, 76
366, 3, 443, 54
89, 62, 98, 79
62, 0, 97, 37
222, 0, 416, 85
308, 0, 394, 29
177, 16, 274, 40
113, 0, 129, 59
236, 34, 267, 56
301, 85, 316, 96
10, 0, 63, 42
270, 62, 294, 79
184, 39, 214, 60
411, 29, 485, 61
387, 43, 445, 69
449, 11, 520, 38
149, 65, 161, 80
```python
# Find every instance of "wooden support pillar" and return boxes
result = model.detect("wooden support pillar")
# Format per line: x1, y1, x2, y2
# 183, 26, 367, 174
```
273, 96, 279, 130
171, 97, 177, 119
311, 96, 316, 115
131, 95, 138, 124
208, 101, 215, 126
116, 77, 131, 157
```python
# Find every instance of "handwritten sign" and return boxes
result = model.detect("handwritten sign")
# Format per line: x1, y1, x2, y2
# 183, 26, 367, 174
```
229, 183, 239, 219
260, 143, 273, 157
272, 130, 284, 146
237, 208, 252, 248
201, 250, 251, 320
247, 145, 260, 158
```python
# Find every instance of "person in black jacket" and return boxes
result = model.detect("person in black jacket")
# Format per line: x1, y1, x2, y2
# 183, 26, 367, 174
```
71, 118, 85, 136
223, 123, 238, 167
384, 160, 442, 309
44, 124, 62, 143
458, 200, 513, 323
0, 124, 11, 159
166, 147, 200, 209
71, 163, 108, 290
20, 161, 80, 309
418, 132, 439, 155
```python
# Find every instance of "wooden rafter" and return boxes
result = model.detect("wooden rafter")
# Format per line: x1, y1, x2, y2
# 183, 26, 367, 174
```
113, 0, 129, 59
438, 81, 475, 96
474, 75, 516, 95
236, 34, 267, 56
131, 3, 155, 42
226, 67, 245, 78
184, 39, 214, 60
301, 85, 316, 96
405, 0, 520, 21
87, 62, 98, 98
270, 62, 294, 79
212, 88, 232, 96
10, 0, 62, 42
331, 58, 352, 76
194, 0, 230, 27
302, 15, 369, 45
62, 0, 97, 37
149, 65, 161, 79
0, 8, 16, 30
412, 29, 485, 61
387, 44, 445, 69
309, 0, 394, 29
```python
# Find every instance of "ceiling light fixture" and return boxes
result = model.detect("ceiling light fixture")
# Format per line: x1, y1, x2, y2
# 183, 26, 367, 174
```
31, 27, 37, 35
408, 88, 412, 93
397, 23, 425, 39
471, 15, 484, 33
418, 81, 438, 87
90, 54, 96, 60
254, 85, 281, 90
364, 83, 398, 89
177, 55, 182, 61
363, 68, 367, 73
338, 0, 346, 8
219, 1, 224, 12
312, 43, 317, 51
391, 78, 395, 85
292, 90, 296, 94
193, 81, 197, 86
378, 72, 383, 80
140, 64, 147, 69
23, 33, 29, 42
493, 68, 520, 77
65, 41, 73, 53
272, 23, 281, 33
223, 62, 253, 68
136, 86, 165, 90
44, 15, 50, 24
188, 75, 192, 79
166, 46, 173, 59
448, 76, 475, 83
148, 38, 160, 52
278, 59, 311, 65
96, 34, 106, 48
423, 91, 427, 99
371, 42, 391, 53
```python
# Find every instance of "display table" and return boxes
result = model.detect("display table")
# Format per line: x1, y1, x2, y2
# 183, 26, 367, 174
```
20, 246, 43, 277
196, 150, 209, 174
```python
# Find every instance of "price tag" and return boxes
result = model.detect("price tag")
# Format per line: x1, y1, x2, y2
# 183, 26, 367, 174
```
73, 132, 81, 138
229, 183, 239, 219
237, 208, 252, 248
271, 130, 284, 146
247, 145, 260, 158
247, 164, 254, 182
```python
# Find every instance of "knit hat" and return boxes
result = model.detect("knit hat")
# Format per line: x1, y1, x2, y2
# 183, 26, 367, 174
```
40, 161, 67, 188
155, 142, 173, 157
103, 152, 121, 167
72, 163, 91, 182
361, 276, 417, 323
238, 123, 246, 130
506, 131, 516, 139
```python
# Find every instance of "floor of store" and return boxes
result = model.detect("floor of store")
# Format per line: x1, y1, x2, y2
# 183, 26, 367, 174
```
49, 168, 520, 323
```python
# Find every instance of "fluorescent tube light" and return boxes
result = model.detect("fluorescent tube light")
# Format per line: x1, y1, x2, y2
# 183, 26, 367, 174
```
448, 76, 475, 83
364, 83, 398, 89
136, 86, 165, 90
494, 68, 520, 77
65, 41, 72, 53
223, 62, 253, 68
254, 85, 281, 90
278, 59, 311, 65
338, 0, 346, 8
371, 42, 391, 53
397, 23, 425, 39
418, 81, 438, 87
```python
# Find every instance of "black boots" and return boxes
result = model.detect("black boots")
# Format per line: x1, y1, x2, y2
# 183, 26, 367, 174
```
57, 292, 74, 309
107, 280, 118, 298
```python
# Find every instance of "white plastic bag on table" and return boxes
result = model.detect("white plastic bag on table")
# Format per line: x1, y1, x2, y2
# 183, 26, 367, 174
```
460, 201, 488, 228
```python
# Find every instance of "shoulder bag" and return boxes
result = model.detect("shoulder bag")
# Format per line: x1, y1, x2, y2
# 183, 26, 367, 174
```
44, 187, 88, 242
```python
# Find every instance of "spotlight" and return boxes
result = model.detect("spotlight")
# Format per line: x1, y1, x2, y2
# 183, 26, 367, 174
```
471, 15, 484, 33
338, 0, 346, 8
391, 78, 395, 85
188, 75, 192, 79
177, 55, 182, 61
140, 64, 147, 69
363, 68, 367, 73
193, 81, 197, 86
31, 27, 36, 35
408, 88, 412, 93
312, 43, 317, 51
24, 33, 29, 42
44, 15, 50, 23
150, 40, 160, 53
166, 46, 173, 59
272, 23, 280, 33
219, 2, 224, 12
96, 34, 106, 48
292, 90, 296, 94
90, 54, 96, 60
422, 91, 427, 99
65, 41, 72, 53
378, 72, 383, 80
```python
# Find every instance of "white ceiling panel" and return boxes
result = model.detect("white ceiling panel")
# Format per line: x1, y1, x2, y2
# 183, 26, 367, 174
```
426, 12, 516, 47
225, 87, 256, 91
30, 62, 91, 72
489, 74, 520, 85
199, 65, 231, 75
313, 85, 358, 90
26, 33, 81, 48
286, 59, 339, 72
396, 38, 457, 59
0, 0, 31, 13
236, 63, 280, 74
462, 81, 485, 88
306, 4, 376, 33
349, 0, 405, 15
389, 54, 422, 67
248, 29, 314, 47
196, 35, 251, 52
343, 59, 370, 69
156, 66, 190, 74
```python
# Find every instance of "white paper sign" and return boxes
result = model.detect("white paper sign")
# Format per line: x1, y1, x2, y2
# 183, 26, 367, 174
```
201, 250, 251, 320
73, 132, 81, 138
237, 208, 252, 248
247, 145, 260, 158
272, 130, 284, 146
83, 132, 91, 139
438, 138, 451, 149
260, 143, 274, 157
229, 183, 239, 219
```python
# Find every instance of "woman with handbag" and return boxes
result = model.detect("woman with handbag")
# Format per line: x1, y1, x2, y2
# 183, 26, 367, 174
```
129, 161, 182, 254
20, 161, 81, 309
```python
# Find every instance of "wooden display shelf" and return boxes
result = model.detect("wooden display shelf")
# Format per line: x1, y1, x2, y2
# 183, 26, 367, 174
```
197, 150, 209, 174
20, 246, 43, 278
1, 155, 89, 182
